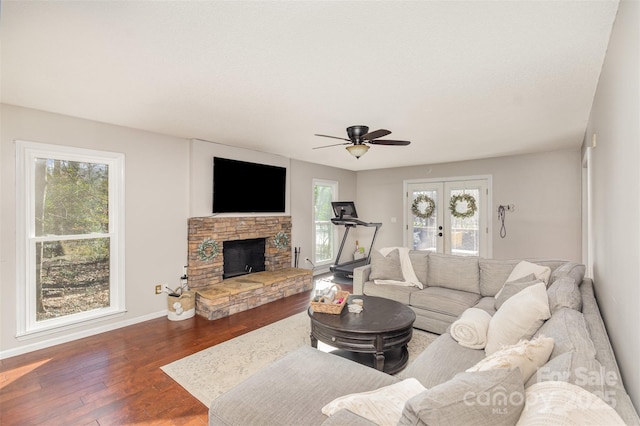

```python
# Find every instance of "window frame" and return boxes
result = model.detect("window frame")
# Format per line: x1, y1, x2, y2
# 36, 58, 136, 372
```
312, 178, 338, 269
16, 140, 126, 338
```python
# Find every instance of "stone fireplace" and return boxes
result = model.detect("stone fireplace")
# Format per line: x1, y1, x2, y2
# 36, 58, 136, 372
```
186, 215, 313, 320
187, 216, 292, 288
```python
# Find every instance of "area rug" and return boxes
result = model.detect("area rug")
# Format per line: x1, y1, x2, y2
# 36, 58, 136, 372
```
160, 311, 437, 407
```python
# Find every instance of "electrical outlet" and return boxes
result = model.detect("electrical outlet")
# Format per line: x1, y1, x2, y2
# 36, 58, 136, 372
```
155, 285, 162, 295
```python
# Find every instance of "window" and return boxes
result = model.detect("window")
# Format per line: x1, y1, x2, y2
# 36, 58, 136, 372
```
16, 141, 125, 337
313, 179, 338, 266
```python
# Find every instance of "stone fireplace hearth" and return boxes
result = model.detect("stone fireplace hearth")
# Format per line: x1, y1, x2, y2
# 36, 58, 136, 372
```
186, 216, 312, 320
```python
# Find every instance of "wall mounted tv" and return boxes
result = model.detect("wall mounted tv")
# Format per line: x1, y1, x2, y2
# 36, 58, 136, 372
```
213, 157, 286, 213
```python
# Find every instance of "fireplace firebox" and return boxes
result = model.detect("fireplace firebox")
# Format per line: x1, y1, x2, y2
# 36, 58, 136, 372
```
223, 238, 266, 279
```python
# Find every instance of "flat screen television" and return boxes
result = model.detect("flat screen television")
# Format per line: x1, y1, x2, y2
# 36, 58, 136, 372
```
213, 157, 286, 213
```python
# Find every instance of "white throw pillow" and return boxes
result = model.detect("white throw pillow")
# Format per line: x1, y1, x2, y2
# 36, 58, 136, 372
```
485, 282, 551, 355
516, 381, 626, 425
506, 260, 551, 285
467, 336, 554, 382
322, 378, 426, 425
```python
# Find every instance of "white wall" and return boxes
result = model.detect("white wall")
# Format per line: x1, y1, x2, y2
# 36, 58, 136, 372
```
0, 105, 190, 357
355, 149, 582, 261
585, 0, 640, 411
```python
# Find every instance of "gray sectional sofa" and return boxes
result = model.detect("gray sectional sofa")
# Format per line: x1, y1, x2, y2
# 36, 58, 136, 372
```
208, 253, 639, 425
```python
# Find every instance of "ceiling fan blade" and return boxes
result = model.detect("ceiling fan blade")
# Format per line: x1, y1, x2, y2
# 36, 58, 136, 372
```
313, 142, 352, 149
361, 129, 391, 140
368, 139, 411, 146
314, 133, 350, 141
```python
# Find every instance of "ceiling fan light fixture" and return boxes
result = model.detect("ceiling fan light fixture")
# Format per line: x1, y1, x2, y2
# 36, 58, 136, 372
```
346, 144, 369, 159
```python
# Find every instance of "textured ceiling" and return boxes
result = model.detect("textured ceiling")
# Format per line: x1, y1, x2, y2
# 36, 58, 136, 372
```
1, 1, 619, 171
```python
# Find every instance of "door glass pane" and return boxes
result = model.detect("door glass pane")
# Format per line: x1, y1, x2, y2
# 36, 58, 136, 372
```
314, 183, 334, 263
449, 189, 480, 256
411, 189, 438, 251
36, 238, 111, 321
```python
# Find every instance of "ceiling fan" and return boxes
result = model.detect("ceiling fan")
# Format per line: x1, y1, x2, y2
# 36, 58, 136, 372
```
313, 125, 411, 159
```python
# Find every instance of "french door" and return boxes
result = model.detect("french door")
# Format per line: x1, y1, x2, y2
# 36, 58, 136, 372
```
405, 178, 490, 257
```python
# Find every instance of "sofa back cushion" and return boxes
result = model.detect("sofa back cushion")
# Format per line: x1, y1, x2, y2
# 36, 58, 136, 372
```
408, 251, 429, 286
546, 277, 582, 313
534, 307, 596, 359
427, 253, 480, 293
479, 259, 577, 297
399, 369, 525, 426
549, 261, 586, 286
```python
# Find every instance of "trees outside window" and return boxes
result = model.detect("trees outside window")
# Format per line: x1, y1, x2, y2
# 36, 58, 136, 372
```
313, 179, 337, 266
17, 141, 125, 336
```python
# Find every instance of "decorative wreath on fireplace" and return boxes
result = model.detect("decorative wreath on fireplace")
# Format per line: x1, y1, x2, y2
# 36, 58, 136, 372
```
411, 194, 436, 219
197, 238, 219, 262
273, 231, 289, 250
449, 193, 477, 219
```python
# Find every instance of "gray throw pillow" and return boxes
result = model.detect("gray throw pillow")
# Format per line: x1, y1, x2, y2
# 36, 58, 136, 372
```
369, 249, 404, 281
398, 369, 525, 426
494, 273, 540, 310
547, 277, 582, 313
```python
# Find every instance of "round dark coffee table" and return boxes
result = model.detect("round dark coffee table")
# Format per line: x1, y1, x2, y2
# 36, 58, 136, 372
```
308, 295, 416, 374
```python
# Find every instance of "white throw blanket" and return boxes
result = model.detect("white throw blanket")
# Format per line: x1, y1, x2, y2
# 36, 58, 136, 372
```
374, 247, 424, 289
450, 307, 492, 349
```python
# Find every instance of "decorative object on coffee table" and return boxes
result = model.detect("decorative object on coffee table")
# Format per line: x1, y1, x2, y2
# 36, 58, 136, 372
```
308, 295, 416, 374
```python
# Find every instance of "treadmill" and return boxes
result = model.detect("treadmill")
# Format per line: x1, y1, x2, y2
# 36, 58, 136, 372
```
329, 201, 382, 280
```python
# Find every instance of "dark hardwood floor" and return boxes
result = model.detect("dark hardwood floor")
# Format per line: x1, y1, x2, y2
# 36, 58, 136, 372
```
0, 288, 324, 425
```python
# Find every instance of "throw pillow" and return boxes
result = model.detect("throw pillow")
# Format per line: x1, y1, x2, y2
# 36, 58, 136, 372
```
494, 274, 540, 310
546, 277, 582, 313
506, 260, 551, 285
369, 249, 404, 282
466, 336, 554, 382
398, 369, 525, 426
485, 282, 551, 355
321, 378, 426, 425
517, 381, 626, 425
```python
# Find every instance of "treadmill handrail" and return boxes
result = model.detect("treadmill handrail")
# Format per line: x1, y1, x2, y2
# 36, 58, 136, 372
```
331, 217, 382, 227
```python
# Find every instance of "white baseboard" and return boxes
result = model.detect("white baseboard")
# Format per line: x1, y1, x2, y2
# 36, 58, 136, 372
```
0, 310, 168, 360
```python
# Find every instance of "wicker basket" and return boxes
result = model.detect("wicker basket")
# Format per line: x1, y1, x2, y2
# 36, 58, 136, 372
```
310, 284, 349, 314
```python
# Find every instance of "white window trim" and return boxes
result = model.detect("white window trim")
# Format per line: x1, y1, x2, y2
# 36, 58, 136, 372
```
16, 140, 126, 338
312, 178, 338, 271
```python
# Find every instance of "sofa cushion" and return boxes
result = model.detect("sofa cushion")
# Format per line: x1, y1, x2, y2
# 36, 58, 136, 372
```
534, 307, 596, 359
408, 251, 429, 286
549, 261, 586, 285
467, 336, 554, 382
402, 333, 486, 389
410, 286, 481, 318
369, 248, 404, 281
209, 346, 397, 426
493, 274, 540, 310
427, 253, 480, 293
517, 381, 626, 425
525, 351, 608, 397
398, 369, 525, 426
505, 260, 551, 285
362, 281, 418, 305
485, 282, 551, 355
479, 258, 520, 296
322, 378, 426, 425
546, 277, 582, 313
